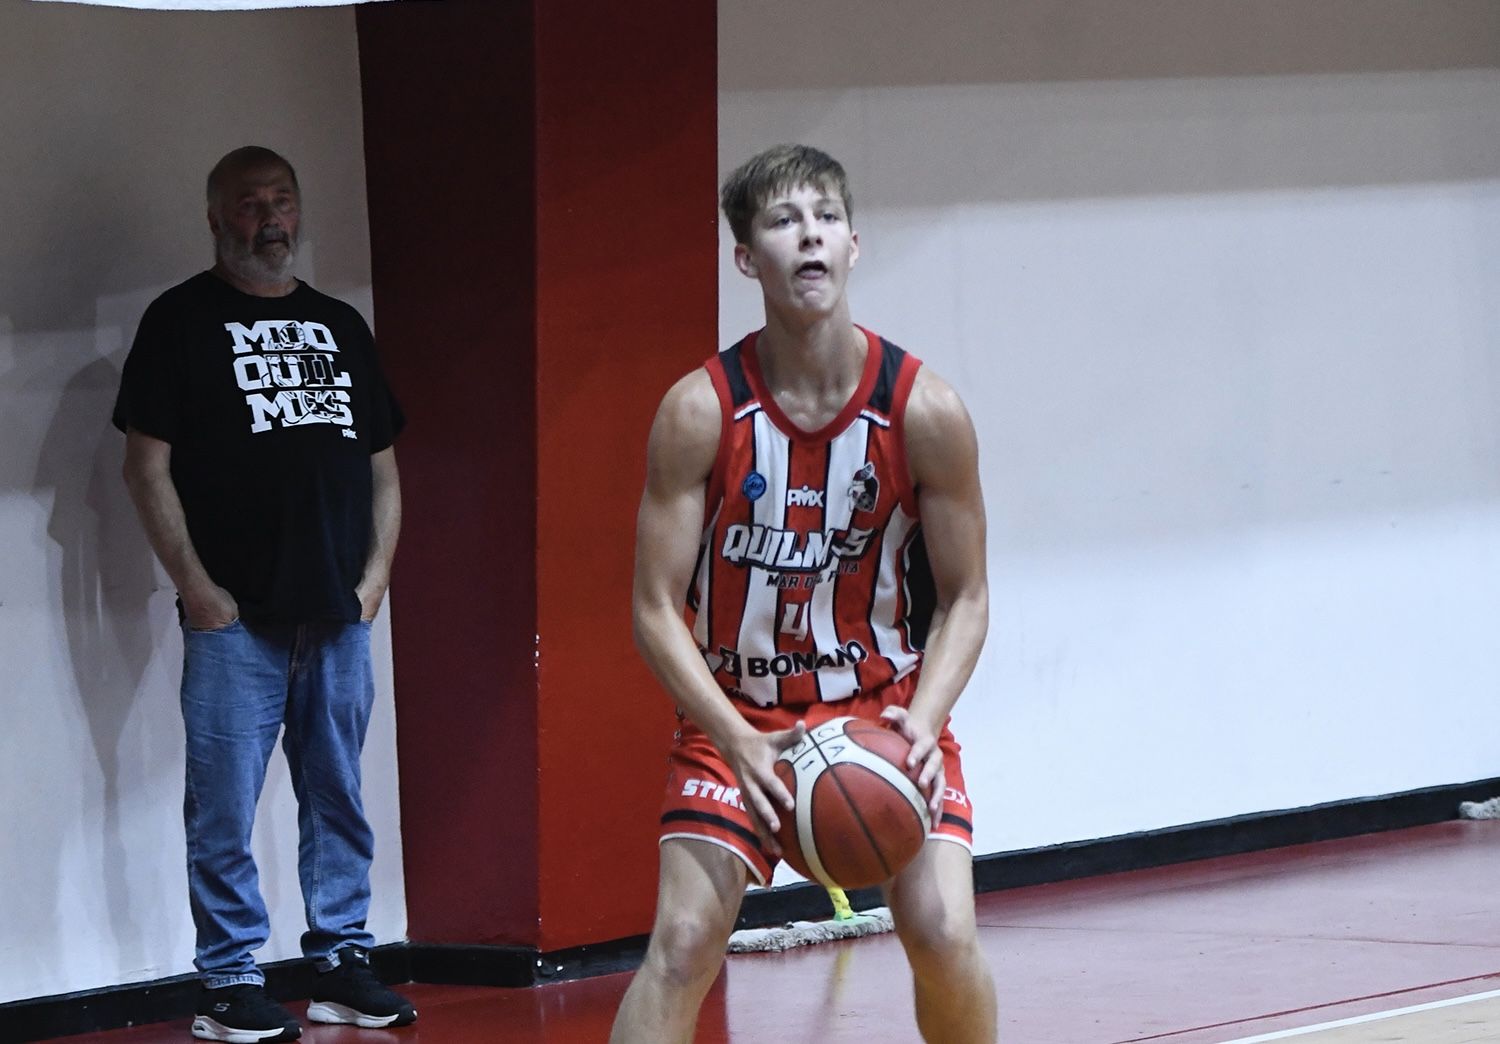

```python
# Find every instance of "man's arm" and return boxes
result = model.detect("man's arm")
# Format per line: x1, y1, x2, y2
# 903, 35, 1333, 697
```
633, 369, 805, 852
356, 447, 402, 621
122, 429, 238, 629
882, 367, 989, 817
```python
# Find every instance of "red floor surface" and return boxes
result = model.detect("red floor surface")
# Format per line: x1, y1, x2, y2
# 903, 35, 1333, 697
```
52, 821, 1500, 1043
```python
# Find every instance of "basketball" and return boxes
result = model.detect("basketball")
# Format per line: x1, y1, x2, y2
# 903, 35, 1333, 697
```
773, 716, 932, 889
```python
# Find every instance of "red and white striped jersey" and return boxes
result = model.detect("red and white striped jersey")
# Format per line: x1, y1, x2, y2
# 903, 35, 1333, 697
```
688, 327, 935, 708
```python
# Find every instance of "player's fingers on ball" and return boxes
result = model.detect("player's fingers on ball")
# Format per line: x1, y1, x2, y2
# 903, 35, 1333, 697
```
750, 813, 778, 853
774, 722, 806, 750
923, 768, 946, 818
747, 798, 780, 841
916, 747, 940, 787
765, 773, 796, 813
906, 734, 934, 771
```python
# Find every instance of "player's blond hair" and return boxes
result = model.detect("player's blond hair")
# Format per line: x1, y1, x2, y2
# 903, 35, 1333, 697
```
720, 144, 853, 245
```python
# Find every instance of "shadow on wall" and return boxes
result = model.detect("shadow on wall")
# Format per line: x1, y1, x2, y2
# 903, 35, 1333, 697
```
34, 345, 162, 975
0, 2, 372, 340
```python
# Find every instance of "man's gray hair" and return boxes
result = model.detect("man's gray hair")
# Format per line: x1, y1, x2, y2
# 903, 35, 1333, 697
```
207, 146, 299, 210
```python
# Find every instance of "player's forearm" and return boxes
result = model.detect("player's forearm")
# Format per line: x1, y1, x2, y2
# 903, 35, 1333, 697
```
633, 601, 756, 749
360, 449, 402, 589
122, 464, 218, 600
907, 584, 989, 732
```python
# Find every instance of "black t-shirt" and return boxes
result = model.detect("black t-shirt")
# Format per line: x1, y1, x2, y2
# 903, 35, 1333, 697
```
113, 271, 404, 624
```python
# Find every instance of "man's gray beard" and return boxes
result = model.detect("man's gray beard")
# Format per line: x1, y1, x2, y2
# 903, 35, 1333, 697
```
215, 233, 297, 285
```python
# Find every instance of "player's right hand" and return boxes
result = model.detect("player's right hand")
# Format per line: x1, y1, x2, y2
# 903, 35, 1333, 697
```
720, 721, 806, 857
183, 582, 240, 632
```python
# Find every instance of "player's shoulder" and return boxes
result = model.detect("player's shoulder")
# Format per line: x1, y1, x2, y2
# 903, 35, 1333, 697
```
642, 365, 722, 485
143, 271, 220, 314
903, 360, 979, 486
906, 362, 972, 434
291, 282, 370, 328
653, 366, 719, 442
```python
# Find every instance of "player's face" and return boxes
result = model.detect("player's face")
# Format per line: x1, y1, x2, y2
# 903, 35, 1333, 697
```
735, 182, 858, 318
209, 162, 301, 285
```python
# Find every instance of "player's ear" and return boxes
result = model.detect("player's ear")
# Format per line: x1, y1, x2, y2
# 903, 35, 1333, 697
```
848, 229, 859, 268
734, 242, 758, 279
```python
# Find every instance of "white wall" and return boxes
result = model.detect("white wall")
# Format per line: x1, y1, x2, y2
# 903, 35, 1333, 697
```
0, 4, 406, 1003
717, 1, 1500, 878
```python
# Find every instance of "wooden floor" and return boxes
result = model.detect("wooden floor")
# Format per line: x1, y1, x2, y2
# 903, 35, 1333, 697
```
55, 821, 1500, 1043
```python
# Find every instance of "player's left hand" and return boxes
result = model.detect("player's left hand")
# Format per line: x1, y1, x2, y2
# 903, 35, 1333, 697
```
879, 705, 945, 823
355, 576, 387, 622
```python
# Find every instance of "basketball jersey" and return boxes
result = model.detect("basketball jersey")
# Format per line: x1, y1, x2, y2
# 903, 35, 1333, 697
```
688, 326, 935, 709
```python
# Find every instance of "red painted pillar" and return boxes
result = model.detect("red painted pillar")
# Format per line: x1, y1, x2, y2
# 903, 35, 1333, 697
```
531, 0, 718, 951
356, 0, 716, 951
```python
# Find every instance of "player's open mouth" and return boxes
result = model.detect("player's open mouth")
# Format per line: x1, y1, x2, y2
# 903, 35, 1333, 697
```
796, 261, 827, 277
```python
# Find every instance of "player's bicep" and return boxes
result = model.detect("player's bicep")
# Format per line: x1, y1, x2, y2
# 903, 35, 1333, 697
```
632, 371, 719, 616
123, 428, 173, 488
908, 373, 988, 608
369, 445, 399, 492
633, 475, 705, 612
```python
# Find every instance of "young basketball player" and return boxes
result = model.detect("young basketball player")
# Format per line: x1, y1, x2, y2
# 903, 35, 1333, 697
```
610, 145, 996, 1044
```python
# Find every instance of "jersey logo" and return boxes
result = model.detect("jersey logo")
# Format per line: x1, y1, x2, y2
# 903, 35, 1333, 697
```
786, 485, 824, 508
708, 641, 868, 680
742, 472, 767, 501
247, 389, 353, 433
681, 778, 745, 810
721, 523, 873, 573
223, 320, 339, 354
849, 462, 879, 512
226, 320, 356, 436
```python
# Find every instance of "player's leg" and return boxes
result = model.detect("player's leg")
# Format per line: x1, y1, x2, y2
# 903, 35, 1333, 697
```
283, 621, 416, 1028
613, 708, 774, 1041
609, 838, 749, 1044
179, 620, 292, 986
884, 838, 997, 1044
181, 621, 304, 1041
282, 621, 378, 962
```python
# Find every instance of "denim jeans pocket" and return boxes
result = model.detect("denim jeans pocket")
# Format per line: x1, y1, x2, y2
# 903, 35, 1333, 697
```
186, 617, 242, 635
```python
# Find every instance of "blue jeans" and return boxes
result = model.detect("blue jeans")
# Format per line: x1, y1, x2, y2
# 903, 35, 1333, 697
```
180, 619, 378, 987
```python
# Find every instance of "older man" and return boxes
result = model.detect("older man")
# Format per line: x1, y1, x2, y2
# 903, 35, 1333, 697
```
115, 147, 413, 1042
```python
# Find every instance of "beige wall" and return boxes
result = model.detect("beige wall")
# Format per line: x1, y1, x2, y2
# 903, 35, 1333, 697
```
719, 0, 1500, 882
0, 3, 406, 1002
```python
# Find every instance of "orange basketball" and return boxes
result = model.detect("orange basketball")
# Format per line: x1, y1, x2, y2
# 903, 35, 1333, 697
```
773, 716, 931, 889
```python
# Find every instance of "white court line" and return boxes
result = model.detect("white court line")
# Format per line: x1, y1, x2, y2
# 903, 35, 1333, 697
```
1220, 988, 1500, 1042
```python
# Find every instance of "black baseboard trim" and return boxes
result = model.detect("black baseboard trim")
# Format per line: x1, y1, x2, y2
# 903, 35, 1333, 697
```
969, 774, 1500, 894
403, 934, 653, 989
0, 944, 411, 1044
7, 775, 1497, 1042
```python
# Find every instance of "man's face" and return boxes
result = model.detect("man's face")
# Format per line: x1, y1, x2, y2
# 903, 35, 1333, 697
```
209, 162, 301, 285
735, 181, 858, 318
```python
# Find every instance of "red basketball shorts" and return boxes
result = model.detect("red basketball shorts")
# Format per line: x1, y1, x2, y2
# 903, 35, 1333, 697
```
658, 672, 974, 885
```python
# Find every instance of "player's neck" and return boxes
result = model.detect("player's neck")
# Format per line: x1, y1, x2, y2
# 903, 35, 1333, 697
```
210, 261, 298, 299
755, 307, 864, 399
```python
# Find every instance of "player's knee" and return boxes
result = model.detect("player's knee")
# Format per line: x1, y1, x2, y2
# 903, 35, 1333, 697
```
646, 913, 729, 988
896, 903, 979, 967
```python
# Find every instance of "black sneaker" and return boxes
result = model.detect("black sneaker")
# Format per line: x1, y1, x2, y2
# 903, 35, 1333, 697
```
191, 984, 301, 1042
307, 947, 417, 1029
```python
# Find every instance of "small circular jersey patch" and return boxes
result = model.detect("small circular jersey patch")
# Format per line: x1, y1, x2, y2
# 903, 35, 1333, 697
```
742, 472, 767, 501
